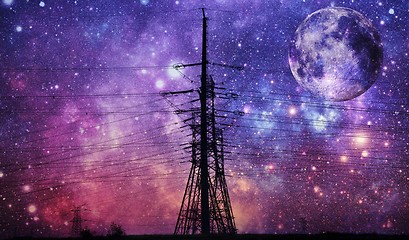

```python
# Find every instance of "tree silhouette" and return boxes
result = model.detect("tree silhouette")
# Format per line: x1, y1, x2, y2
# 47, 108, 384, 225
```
80, 227, 93, 238
107, 222, 125, 237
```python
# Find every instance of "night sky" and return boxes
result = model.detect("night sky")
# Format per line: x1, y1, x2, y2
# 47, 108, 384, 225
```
0, 0, 408, 238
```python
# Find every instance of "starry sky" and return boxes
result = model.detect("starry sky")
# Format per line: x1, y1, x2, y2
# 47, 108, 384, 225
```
0, 0, 408, 238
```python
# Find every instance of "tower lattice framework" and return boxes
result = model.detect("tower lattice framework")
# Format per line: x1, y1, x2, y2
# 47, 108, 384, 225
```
174, 75, 236, 235
71, 206, 82, 237
174, 10, 237, 233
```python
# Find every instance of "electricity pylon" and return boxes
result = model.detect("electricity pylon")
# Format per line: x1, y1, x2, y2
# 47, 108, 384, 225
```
174, 8, 237, 235
71, 204, 87, 237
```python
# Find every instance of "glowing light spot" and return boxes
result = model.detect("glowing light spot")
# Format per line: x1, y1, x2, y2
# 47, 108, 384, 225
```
167, 67, 180, 80
384, 142, 389, 147
388, 8, 394, 15
16, 25, 22, 32
243, 105, 251, 114
288, 107, 297, 115
39, 1, 45, 7
33, 216, 40, 221
340, 155, 348, 162
361, 150, 369, 157
140, 0, 149, 5
22, 185, 31, 192
313, 186, 320, 193
155, 79, 165, 89
2, 0, 14, 6
277, 223, 284, 230
311, 166, 317, 171
358, 199, 363, 204
380, 20, 385, 25
265, 164, 274, 171
28, 204, 37, 213
0, 171, 3, 178
353, 133, 368, 146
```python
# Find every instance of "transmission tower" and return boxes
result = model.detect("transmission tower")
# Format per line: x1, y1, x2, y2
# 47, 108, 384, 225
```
174, 8, 237, 235
71, 205, 87, 237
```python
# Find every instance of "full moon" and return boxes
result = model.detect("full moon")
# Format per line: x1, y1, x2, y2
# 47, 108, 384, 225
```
289, 7, 383, 101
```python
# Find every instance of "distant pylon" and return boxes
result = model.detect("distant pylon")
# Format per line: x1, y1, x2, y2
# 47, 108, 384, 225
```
71, 205, 86, 237
174, 8, 236, 235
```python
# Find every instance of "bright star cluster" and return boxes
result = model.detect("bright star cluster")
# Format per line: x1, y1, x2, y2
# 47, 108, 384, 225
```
0, 0, 408, 238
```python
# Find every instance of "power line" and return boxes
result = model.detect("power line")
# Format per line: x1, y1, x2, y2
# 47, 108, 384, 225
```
0, 65, 174, 72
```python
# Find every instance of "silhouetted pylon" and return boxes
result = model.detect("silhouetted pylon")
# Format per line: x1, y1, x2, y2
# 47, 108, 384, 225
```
174, 8, 236, 235
71, 204, 87, 237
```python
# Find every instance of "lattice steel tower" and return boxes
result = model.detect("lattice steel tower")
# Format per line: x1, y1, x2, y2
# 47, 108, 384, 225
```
71, 204, 88, 237
71, 206, 83, 237
174, 9, 237, 235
